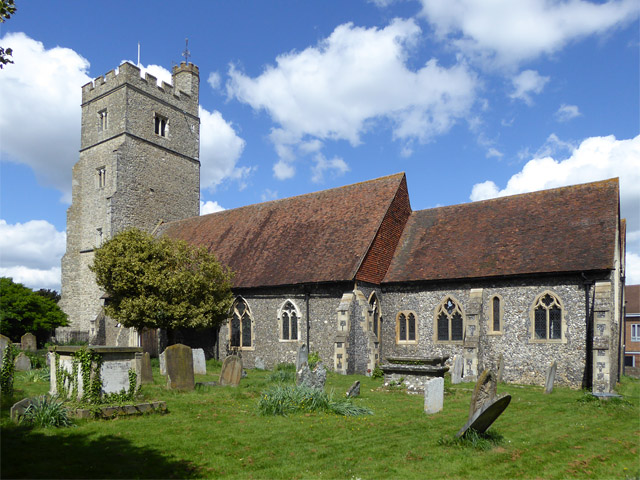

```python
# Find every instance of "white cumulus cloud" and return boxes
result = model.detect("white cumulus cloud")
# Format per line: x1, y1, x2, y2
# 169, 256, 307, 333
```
0, 219, 66, 291
227, 19, 477, 177
509, 70, 549, 105
470, 134, 640, 283
418, 0, 640, 68
199, 200, 225, 215
0, 32, 92, 203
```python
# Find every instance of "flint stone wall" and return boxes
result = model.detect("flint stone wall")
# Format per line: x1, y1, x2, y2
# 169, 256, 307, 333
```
381, 275, 593, 389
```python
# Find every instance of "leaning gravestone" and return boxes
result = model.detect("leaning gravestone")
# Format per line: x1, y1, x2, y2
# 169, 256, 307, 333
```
457, 394, 512, 438
468, 369, 497, 421
164, 344, 194, 391
296, 344, 308, 371
14, 352, 32, 371
346, 380, 361, 398
451, 355, 463, 384
497, 354, 505, 383
219, 355, 243, 386
424, 377, 444, 414
21, 333, 37, 352
297, 362, 327, 390
159, 351, 166, 375
140, 352, 153, 384
544, 361, 557, 394
192, 348, 206, 375
10, 397, 33, 423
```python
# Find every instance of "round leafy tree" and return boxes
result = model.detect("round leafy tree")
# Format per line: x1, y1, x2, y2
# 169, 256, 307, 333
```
90, 228, 234, 331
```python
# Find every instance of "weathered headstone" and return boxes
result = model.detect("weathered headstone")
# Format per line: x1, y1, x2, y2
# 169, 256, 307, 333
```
219, 354, 243, 386
140, 352, 153, 384
424, 377, 444, 414
192, 348, 206, 375
544, 361, 557, 394
159, 350, 166, 375
346, 380, 360, 398
297, 362, 326, 390
0, 333, 11, 355
254, 356, 265, 370
296, 344, 308, 371
164, 344, 194, 391
451, 355, 463, 384
20, 332, 37, 352
10, 397, 33, 423
457, 394, 511, 438
497, 354, 505, 383
14, 352, 32, 371
468, 369, 497, 420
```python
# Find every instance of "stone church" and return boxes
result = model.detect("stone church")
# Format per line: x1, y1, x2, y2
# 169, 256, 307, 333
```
59, 61, 626, 393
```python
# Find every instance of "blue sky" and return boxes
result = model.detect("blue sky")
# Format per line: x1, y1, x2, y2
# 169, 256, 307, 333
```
0, 0, 639, 291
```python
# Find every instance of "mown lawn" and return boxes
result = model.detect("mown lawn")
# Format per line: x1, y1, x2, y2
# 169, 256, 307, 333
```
1, 361, 638, 479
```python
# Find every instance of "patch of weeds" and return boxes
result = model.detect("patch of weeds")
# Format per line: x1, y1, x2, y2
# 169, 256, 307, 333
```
275, 362, 296, 372
23, 368, 49, 383
266, 369, 295, 384
371, 365, 383, 379
21, 395, 73, 428
308, 352, 321, 369
576, 391, 633, 408
438, 429, 505, 451
258, 385, 373, 417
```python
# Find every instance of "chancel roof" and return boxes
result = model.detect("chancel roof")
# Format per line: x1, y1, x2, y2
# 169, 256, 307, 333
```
160, 173, 408, 288
383, 178, 620, 284
626, 285, 640, 315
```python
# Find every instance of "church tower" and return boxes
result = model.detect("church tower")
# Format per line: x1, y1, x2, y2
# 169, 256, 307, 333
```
59, 61, 200, 343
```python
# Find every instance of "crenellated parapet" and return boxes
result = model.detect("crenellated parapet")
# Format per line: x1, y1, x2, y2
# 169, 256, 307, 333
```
81, 61, 199, 115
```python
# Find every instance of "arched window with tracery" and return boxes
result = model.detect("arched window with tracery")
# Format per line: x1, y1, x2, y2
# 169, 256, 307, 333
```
230, 297, 253, 348
279, 300, 300, 341
435, 296, 464, 342
369, 293, 381, 341
532, 292, 564, 341
396, 311, 417, 344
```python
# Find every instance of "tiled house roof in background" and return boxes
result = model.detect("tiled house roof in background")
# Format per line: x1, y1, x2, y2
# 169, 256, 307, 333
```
384, 178, 620, 284
626, 285, 640, 315
160, 173, 407, 288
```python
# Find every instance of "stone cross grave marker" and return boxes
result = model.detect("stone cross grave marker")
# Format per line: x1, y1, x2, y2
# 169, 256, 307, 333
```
192, 348, 206, 375
164, 344, 194, 391
544, 361, 557, 394
21, 333, 37, 352
346, 380, 360, 398
451, 354, 463, 384
296, 344, 308, 371
219, 354, 243, 386
424, 377, 444, 414
469, 369, 497, 421
159, 350, 166, 375
140, 352, 153, 384
14, 352, 32, 371
497, 354, 505, 383
457, 394, 512, 438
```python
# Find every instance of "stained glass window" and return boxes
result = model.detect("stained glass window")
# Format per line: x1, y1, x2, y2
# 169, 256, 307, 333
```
533, 293, 563, 341
398, 313, 407, 341
492, 296, 501, 332
436, 297, 464, 342
230, 298, 252, 348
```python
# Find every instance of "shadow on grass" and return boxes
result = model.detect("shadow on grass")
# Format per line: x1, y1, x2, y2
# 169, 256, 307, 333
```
1, 423, 202, 479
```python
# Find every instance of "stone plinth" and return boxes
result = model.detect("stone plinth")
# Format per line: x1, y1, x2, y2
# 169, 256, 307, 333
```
49, 346, 142, 399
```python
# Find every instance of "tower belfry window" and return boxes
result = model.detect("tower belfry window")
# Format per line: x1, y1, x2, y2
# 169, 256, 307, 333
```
97, 167, 106, 188
98, 109, 108, 132
154, 114, 168, 137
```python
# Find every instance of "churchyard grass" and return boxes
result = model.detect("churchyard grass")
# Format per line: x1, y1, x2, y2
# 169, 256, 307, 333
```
1, 362, 638, 479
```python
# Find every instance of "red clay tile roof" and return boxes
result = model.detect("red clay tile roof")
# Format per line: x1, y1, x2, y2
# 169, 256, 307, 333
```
383, 178, 620, 284
160, 173, 406, 288
627, 285, 640, 315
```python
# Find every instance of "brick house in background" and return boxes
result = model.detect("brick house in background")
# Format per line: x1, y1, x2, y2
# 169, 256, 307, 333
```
623, 285, 640, 377
59, 60, 627, 394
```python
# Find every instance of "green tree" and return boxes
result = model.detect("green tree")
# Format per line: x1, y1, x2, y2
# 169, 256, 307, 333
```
0, 0, 16, 69
0, 277, 68, 343
90, 228, 234, 331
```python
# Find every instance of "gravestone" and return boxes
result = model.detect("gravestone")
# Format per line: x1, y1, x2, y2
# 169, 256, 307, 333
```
296, 344, 308, 371
10, 397, 33, 423
21, 332, 37, 352
346, 380, 360, 398
14, 352, 31, 371
544, 361, 557, 394
219, 355, 243, 386
297, 362, 326, 390
164, 344, 194, 391
254, 356, 265, 370
451, 355, 463, 384
457, 394, 512, 438
469, 369, 497, 420
497, 354, 505, 383
159, 350, 166, 375
0, 333, 9, 353
192, 348, 206, 375
424, 377, 444, 414
140, 352, 153, 384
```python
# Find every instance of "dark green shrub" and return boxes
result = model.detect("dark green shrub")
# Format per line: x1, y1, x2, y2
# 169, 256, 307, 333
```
0, 343, 17, 395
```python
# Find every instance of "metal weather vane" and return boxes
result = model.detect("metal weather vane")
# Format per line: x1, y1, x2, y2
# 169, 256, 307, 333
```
182, 38, 191, 63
